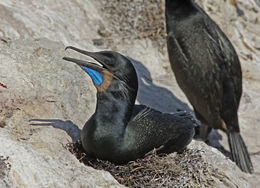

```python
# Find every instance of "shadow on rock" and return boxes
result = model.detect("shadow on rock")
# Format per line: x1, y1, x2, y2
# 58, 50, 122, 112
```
129, 57, 191, 113
207, 130, 231, 158
29, 119, 81, 142
194, 128, 231, 158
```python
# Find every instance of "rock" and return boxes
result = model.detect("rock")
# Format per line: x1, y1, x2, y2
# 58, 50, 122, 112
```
0, 37, 251, 188
0, 129, 123, 188
0, 39, 123, 187
0, 0, 259, 187
188, 141, 251, 188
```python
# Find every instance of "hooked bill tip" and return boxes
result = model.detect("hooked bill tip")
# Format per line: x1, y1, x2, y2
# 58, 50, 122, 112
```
62, 57, 77, 62
65, 46, 74, 51
64, 46, 94, 57
63, 57, 69, 60
62, 57, 71, 62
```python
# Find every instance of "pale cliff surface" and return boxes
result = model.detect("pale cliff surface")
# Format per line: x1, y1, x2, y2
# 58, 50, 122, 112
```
0, 0, 259, 187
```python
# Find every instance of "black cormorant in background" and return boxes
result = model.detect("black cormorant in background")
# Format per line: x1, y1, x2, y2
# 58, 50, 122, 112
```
63, 46, 195, 164
165, 0, 253, 173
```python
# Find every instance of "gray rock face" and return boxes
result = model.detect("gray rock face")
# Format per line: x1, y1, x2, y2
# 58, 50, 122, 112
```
188, 140, 251, 188
0, 37, 251, 188
0, 39, 123, 187
0, 0, 259, 187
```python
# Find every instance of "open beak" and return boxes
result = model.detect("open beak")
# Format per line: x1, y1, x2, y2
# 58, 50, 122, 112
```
63, 46, 109, 86
63, 56, 104, 73
63, 46, 109, 72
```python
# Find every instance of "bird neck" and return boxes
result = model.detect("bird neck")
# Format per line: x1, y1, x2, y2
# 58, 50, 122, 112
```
94, 82, 137, 128
165, 0, 192, 9
165, 0, 194, 32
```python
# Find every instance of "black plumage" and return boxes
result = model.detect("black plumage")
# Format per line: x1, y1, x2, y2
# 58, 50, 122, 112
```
63, 46, 195, 164
165, 0, 253, 173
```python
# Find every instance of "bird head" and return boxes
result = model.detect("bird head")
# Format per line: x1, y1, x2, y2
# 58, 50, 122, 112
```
63, 46, 138, 93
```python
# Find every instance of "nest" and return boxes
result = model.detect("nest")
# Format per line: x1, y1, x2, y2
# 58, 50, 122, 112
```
66, 141, 219, 187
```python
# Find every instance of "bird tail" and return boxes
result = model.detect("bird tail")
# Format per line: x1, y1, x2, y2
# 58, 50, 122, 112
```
227, 132, 253, 173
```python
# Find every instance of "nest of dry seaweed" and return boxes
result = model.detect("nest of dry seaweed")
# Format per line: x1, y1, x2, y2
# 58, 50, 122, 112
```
66, 141, 219, 187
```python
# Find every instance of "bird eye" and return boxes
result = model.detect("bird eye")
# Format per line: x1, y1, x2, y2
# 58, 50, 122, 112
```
104, 59, 110, 64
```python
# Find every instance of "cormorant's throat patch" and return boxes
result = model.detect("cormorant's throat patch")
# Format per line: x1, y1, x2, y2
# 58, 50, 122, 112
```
96, 70, 113, 92
82, 66, 103, 85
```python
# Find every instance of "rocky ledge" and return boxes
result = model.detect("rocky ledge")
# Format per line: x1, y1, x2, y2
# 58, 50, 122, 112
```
0, 39, 252, 187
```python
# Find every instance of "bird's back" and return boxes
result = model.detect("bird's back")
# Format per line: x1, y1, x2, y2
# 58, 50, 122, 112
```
166, 4, 242, 129
122, 105, 195, 159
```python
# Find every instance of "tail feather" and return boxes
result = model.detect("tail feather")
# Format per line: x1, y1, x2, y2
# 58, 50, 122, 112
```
227, 132, 253, 173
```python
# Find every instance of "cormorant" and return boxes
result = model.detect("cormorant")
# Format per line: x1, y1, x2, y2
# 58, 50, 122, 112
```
165, 0, 253, 173
63, 46, 195, 164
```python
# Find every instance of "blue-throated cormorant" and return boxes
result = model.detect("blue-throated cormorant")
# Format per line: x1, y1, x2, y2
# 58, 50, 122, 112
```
63, 46, 195, 164
165, 0, 253, 173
